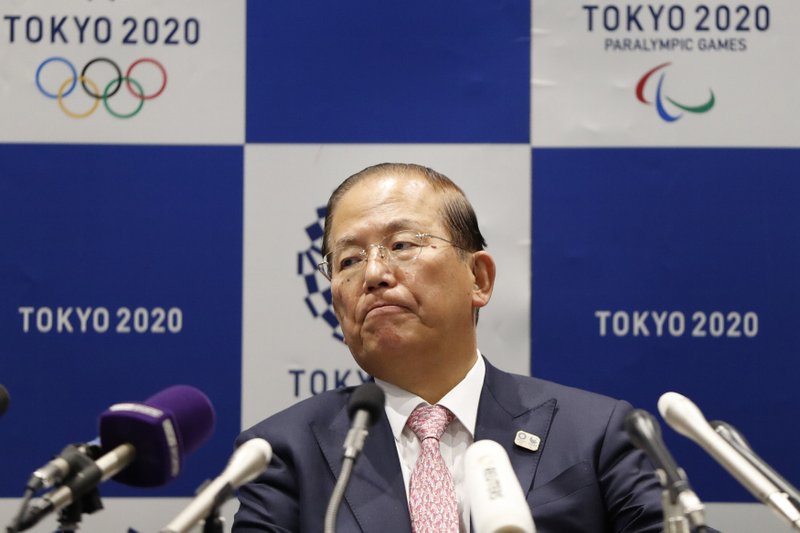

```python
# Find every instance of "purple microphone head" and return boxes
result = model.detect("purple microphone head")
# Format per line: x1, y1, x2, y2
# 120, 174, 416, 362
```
143, 385, 216, 456
98, 385, 216, 487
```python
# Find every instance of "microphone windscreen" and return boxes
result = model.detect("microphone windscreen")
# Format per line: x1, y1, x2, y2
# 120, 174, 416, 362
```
465, 440, 535, 533
346, 383, 385, 424
144, 385, 216, 455
98, 385, 215, 487
0, 384, 9, 417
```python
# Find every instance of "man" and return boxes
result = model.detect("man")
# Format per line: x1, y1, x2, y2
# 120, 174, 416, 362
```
233, 163, 664, 532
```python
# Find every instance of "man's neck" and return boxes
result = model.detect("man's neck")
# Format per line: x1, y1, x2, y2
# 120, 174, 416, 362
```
398, 349, 479, 404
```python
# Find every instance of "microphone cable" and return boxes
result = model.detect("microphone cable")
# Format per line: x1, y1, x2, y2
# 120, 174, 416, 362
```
6, 488, 33, 533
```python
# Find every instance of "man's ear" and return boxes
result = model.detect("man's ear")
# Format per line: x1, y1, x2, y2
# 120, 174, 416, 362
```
470, 251, 496, 309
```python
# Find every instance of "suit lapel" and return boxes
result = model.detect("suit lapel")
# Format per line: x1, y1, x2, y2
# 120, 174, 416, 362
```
475, 360, 557, 495
313, 397, 411, 533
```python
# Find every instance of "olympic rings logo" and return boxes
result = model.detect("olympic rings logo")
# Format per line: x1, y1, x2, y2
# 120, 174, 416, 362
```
35, 57, 167, 119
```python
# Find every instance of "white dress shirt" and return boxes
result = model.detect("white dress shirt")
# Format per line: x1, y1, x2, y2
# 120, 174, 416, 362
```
374, 352, 485, 533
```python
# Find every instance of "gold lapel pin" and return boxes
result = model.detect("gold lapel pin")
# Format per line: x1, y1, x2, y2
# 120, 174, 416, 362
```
514, 430, 541, 452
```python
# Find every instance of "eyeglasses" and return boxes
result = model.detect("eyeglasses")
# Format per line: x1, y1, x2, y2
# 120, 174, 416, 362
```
317, 230, 460, 281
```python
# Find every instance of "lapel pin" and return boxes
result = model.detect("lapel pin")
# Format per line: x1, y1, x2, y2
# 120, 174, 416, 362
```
514, 430, 541, 452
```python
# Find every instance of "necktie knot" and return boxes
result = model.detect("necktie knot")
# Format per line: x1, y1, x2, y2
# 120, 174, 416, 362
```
407, 404, 455, 442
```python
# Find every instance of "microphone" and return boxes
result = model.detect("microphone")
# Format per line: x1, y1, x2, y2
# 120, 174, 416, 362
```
624, 409, 705, 529
22, 385, 215, 494
99, 384, 215, 487
14, 385, 216, 532
160, 438, 272, 533
659, 392, 800, 531
342, 382, 385, 460
26, 442, 102, 492
323, 383, 386, 533
465, 439, 535, 533
0, 384, 9, 417
16, 444, 137, 531
711, 420, 800, 507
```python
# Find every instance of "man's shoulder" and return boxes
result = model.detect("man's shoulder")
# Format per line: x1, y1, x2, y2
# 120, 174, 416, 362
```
237, 387, 353, 443
486, 362, 631, 414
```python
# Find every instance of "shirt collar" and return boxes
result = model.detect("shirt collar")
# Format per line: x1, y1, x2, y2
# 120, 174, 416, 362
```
375, 351, 486, 442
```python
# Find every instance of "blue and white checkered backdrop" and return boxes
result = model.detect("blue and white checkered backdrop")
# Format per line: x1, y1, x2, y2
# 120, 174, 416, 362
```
2, 1, 799, 531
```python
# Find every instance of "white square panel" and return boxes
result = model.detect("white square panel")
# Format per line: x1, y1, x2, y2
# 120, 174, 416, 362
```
0, 0, 244, 144
242, 144, 531, 427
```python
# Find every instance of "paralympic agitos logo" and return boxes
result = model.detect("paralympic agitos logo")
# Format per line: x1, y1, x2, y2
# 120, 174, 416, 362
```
636, 62, 715, 123
35, 56, 167, 119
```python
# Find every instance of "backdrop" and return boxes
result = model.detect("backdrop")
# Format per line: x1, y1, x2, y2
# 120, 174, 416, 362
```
1, 0, 797, 531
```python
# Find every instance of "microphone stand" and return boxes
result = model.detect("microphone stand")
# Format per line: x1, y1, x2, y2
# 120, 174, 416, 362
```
323, 383, 384, 533
59, 445, 106, 533
654, 467, 706, 533
202, 509, 224, 533
9, 444, 104, 533
323, 457, 355, 533
661, 490, 712, 533
197, 480, 234, 533
55, 489, 103, 533
54, 446, 104, 533
661, 489, 703, 533
661, 488, 689, 533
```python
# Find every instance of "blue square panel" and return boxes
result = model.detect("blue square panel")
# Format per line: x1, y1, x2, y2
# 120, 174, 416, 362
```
532, 147, 800, 501
246, 0, 530, 143
0, 144, 243, 497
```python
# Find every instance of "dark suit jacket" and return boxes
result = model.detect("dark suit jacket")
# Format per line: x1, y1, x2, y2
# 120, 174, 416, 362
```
232, 359, 664, 532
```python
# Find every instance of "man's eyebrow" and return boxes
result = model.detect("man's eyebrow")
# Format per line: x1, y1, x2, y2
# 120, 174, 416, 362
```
332, 219, 420, 248
331, 235, 359, 249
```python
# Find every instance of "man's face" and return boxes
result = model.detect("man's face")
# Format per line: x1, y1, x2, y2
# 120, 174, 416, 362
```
327, 173, 479, 382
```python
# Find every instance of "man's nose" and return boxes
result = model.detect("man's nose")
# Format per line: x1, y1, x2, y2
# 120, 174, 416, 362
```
363, 245, 394, 289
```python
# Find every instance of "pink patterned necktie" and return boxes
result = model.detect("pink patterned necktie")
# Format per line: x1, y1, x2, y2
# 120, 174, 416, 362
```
406, 404, 459, 533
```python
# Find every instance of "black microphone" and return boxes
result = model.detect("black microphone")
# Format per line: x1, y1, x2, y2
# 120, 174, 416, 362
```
624, 408, 706, 530
323, 383, 385, 533
711, 420, 800, 508
16, 444, 137, 531
342, 383, 385, 460
25, 442, 102, 493
0, 384, 9, 417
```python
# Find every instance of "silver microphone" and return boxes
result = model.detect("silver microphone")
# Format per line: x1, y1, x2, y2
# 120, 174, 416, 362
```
160, 438, 272, 533
711, 419, 800, 507
658, 392, 800, 531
